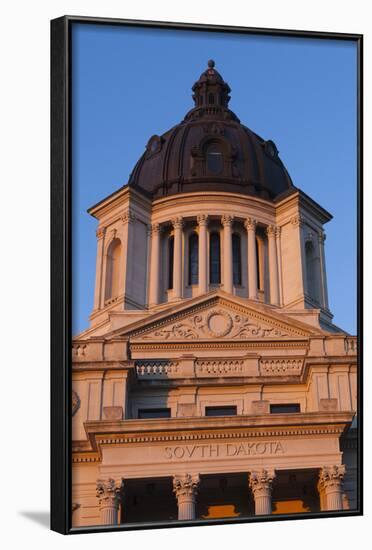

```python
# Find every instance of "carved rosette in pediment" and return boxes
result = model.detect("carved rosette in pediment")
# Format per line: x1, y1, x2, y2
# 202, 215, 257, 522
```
140, 307, 290, 340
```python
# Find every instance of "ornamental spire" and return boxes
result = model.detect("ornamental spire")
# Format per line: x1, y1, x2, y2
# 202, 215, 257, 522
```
192, 60, 231, 108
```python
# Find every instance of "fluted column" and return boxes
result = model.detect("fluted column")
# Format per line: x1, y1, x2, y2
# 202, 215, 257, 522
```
148, 223, 162, 306
96, 478, 121, 525
266, 225, 280, 305
244, 218, 257, 299
249, 469, 275, 515
221, 215, 233, 294
93, 227, 106, 310
173, 474, 200, 520
318, 465, 345, 511
172, 217, 184, 300
318, 231, 330, 310
197, 214, 209, 295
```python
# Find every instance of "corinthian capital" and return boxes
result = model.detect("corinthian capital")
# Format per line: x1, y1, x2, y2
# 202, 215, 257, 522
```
266, 225, 276, 237
149, 223, 162, 235
318, 230, 326, 244
96, 227, 106, 240
171, 217, 184, 230
197, 214, 209, 227
173, 473, 200, 499
96, 478, 121, 508
318, 465, 345, 490
244, 218, 257, 231
249, 469, 276, 496
221, 214, 234, 227
121, 210, 136, 225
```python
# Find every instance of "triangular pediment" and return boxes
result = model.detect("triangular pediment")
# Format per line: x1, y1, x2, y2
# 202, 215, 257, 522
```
111, 292, 321, 342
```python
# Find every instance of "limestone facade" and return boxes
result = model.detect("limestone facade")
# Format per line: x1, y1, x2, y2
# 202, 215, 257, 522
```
71, 62, 357, 528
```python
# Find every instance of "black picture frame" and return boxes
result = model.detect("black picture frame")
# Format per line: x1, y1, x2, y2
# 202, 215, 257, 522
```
51, 15, 363, 535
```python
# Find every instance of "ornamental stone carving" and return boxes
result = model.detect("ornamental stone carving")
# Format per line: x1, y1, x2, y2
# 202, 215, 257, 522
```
290, 215, 305, 227
266, 225, 276, 237
121, 210, 136, 225
249, 469, 276, 515
173, 473, 200, 498
244, 218, 257, 231
221, 214, 234, 227
96, 478, 121, 508
171, 217, 184, 230
318, 230, 326, 243
197, 214, 209, 226
72, 390, 81, 417
141, 308, 289, 340
96, 227, 106, 239
260, 358, 303, 376
318, 465, 345, 490
150, 223, 162, 235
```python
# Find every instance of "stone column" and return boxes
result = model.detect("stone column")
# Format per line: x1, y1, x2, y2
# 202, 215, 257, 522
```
96, 478, 121, 525
318, 465, 345, 511
318, 231, 330, 310
221, 215, 233, 294
249, 469, 275, 515
197, 214, 209, 295
148, 223, 162, 306
171, 217, 184, 300
173, 473, 200, 520
93, 227, 106, 310
266, 225, 280, 306
244, 218, 257, 300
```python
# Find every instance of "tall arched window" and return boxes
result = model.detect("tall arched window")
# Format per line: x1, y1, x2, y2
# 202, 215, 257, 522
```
210, 232, 221, 284
105, 238, 121, 301
232, 233, 242, 285
256, 237, 262, 291
206, 143, 223, 175
188, 232, 199, 285
168, 236, 174, 290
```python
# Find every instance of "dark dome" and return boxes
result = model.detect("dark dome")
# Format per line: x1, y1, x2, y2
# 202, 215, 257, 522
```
128, 60, 293, 201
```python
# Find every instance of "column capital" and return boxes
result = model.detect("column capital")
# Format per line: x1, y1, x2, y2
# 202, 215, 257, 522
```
318, 465, 345, 491
221, 214, 234, 227
244, 218, 257, 231
290, 214, 305, 227
318, 230, 326, 244
249, 469, 276, 496
171, 217, 184, 230
149, 222, 162, 235
173, 473, 200, 499
275, 226, 281, 238
197, 214, 209, 226
96, 227, 106, 240
121, 210, 136, 225
96, 478, 121, 509
266, 225, 276, 237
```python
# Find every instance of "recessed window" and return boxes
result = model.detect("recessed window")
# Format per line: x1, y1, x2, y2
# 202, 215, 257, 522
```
206, 143, 223, 175
210, 232, 221, 284
168, 236, 174, 290
205, 406, 237, 417
188, 232, 199, 285
270, 404, 300, 414
138, 408, 171, 419
232, 233, 242, 285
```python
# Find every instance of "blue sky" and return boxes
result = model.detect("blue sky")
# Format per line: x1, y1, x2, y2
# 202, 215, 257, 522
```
72, 23, 357, 336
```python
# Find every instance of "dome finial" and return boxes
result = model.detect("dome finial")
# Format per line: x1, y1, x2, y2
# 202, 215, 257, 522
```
208, 59, 215, 68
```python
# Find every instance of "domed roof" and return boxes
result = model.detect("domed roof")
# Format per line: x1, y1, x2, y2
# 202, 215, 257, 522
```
128, 60, 293, 201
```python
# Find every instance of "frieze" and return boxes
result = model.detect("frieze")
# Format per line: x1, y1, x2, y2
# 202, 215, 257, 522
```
164, 441, 285, 460
141, 308, 289, 340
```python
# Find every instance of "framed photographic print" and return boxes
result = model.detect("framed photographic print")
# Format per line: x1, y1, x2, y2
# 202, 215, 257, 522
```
51, 15, 363, 534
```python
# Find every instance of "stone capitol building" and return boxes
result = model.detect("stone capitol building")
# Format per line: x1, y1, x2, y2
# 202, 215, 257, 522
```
71, 60, 357, 527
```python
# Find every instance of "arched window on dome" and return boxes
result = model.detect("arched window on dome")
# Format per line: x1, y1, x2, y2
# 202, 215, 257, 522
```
209, 232, 221, 284
105, 238, 121, 302
232, 233, 242, 285
168, 236, 174, 290
188, 232, 199, 285
206, 142, 224, 175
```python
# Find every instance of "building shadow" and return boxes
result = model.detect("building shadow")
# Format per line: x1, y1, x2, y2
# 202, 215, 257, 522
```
19, 511, 50, 529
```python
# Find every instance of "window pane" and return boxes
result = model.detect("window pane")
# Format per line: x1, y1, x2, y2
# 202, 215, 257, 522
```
168, 236, 174, 289
205, 406, 237, 417
232, 234, 242, 285
138, 408, 171, 419
206, 143, 223, 174
270, 404, 300, 414
188, 233, 199, 285
210, 232, 221, 284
